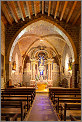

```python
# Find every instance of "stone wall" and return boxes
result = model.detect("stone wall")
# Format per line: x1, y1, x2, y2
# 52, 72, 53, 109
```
9, 43, 23, 85
23, 63, 31, 86
78, 26, 81, 88
1, 21, 6, 89
52, 63, 60, 87
23, 72, 31, 86
5, 14, 80, 86
60, 44, 72, 88
5, 14, 80, 63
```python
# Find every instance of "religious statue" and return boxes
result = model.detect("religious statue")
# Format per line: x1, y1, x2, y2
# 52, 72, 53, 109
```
40, 57, 43, 66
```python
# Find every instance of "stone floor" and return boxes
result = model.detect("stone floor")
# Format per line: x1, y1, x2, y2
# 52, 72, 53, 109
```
25, 93, 59, 121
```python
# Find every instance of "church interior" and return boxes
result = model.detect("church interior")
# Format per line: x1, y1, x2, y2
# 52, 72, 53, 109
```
1, 1, 81, 121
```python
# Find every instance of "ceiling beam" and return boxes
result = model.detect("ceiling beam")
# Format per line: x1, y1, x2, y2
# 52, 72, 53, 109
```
1, 2, 13, 24
27, 1, 33, 15
66, 1, 77, 23
42, 1, 44, 14
60, 1, 68, 21
17, 1, 26, 21
48, 1, 51, 16
36, 1, 40, 13
72, 10, 81, 25
1, 15, 7, 25
26, 1, 31, 19
7, 1, 18, 23
34, 1, 37, 16
52, 1, 55, 15
54, 1, 60, 19
10, 1, 19, 20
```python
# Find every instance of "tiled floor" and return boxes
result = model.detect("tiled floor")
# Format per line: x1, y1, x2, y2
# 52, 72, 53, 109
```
25, 93, 59, 121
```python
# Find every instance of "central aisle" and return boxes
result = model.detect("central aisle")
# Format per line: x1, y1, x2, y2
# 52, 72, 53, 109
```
26, 93, 59, 121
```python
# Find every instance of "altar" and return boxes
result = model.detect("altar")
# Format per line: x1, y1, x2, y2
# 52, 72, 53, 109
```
30, 51, 53, 88
36, 80, 48, 92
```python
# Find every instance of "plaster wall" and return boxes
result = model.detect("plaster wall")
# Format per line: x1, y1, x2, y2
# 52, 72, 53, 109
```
61, 44, 72, 88
10, 43, 23, 85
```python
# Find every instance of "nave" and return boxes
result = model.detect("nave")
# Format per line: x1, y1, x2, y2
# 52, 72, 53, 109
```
1, 1, 81, 121
1, 87, 81, 121
25, 93, 59, 121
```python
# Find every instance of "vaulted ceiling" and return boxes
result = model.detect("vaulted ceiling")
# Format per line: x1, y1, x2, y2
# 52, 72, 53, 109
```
10, 20, 74, 63
1, 1, 81, 26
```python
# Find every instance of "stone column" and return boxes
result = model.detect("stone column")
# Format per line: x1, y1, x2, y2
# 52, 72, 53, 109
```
48, 63, 50, 80
72, 63, 79, 88
47, 59, 53, 86
9, 61, 12, 79
5, 62, 9, 88
30, 59, 36, 85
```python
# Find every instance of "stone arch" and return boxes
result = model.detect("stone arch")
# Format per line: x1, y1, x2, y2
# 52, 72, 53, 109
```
6, 17, 78, 84
22, 38, 60, 65
7, 17, 77, 64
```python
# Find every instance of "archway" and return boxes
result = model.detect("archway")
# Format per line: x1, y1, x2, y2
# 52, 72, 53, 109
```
7, 17, 77, 88
8, 18, 77, 62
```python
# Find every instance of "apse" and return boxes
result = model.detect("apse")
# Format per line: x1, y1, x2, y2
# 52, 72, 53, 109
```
9, 19, 75, 87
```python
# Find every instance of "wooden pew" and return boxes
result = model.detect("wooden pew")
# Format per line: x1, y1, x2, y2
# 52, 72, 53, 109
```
1, 87, 36, 97
49, 88, 80, 92
1, 88, 36, 121
52, 97, 81, 114
70, 115, 77, 121
1, 100, 26, 121
1, 95, 32, 110
51, 93, 81, 101
1, 90, 35, 99
49, 88, 81, 121
49, 88, 81, 98
63, 103, 81, 121
1, 87, 35, 93
1, 113, 19, 121
1, 92, 35, 104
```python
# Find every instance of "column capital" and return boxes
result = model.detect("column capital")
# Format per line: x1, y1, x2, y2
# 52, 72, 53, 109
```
47, 59, 54, 63
30, 59, 36, 62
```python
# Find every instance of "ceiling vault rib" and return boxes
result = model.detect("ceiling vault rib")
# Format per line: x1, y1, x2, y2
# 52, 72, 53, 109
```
48, 1, 51, 16
66, 1, 77, 23
1, 3, 13, 24
60, 1, 68, 21
54, 1, 60, 19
